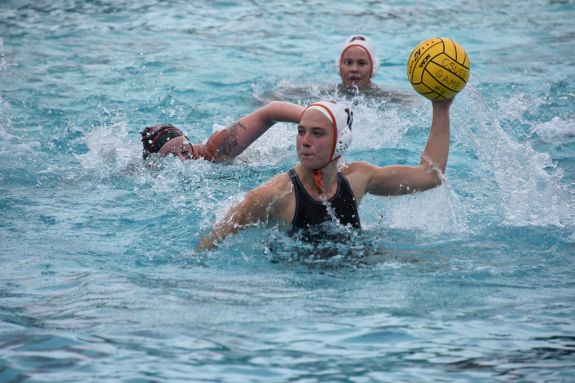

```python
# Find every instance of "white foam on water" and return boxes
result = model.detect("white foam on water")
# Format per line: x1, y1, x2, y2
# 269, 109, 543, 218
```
361, 179, 468, 235
458, 86, 573, 227
531, 116, 575, 144
76, 122, 140, 178
496, 90, 545, 123
350, 100, 412, 151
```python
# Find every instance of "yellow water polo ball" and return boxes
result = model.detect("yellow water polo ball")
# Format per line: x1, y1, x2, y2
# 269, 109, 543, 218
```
407, 37, 470, 100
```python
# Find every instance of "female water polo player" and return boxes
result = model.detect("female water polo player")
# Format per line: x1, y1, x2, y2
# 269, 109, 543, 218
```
337, 35, 379, 90
261, 35, 412, 103
336, 35, 413, 101
140, 101, 304, 162
198, 96, 453, 250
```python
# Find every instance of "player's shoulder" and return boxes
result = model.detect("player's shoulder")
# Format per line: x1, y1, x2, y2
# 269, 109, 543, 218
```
249, 171, 291, 200
340, 161, 376, 175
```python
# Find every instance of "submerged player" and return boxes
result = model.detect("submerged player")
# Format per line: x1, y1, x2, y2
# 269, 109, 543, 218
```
261, 35, 412, 103
140, 101, 304, 162
198, 96, 453, 250
337, 34, 379, 91
336, 35, 413, 101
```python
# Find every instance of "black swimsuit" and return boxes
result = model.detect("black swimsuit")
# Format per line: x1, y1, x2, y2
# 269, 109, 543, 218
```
288, 168, 361, 230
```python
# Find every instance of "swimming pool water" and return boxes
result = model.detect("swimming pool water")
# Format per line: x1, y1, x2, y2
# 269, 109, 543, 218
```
1, 1, 574, 382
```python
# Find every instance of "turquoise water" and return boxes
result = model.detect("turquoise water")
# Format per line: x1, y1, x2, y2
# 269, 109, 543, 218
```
1, 0, 575, 381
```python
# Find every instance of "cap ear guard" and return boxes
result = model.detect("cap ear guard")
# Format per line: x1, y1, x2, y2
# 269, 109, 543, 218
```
334, 107, 353, 159
305, 101, 353, 162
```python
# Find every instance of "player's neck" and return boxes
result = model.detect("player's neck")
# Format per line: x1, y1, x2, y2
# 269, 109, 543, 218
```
296, 161, 339, 200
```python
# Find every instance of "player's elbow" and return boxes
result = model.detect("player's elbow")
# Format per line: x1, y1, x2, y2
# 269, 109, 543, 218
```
419, 170, 443, 191
428, 173, 443, 188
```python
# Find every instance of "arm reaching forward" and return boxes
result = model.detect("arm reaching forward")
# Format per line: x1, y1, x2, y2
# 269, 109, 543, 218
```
197, 174, 289, 250
206, 101, 304, 163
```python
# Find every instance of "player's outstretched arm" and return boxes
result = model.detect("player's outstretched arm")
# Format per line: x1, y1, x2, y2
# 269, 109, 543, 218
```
364, 98, 453, 196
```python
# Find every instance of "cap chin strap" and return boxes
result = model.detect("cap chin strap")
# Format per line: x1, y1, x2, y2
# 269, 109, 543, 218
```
312, 169, 325, 195
311, 156, 339, 195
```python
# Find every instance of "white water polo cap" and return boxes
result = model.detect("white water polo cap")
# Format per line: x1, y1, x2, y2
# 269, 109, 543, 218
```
337, 35, 380, 77
304, 101, 353, 163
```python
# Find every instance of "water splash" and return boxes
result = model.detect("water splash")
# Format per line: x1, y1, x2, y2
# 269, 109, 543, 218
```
532, 116, 575, 144
458, 86, 572, 227
350, 99, 413, 150
76, 122, 140, 178
364, 180, 468, 235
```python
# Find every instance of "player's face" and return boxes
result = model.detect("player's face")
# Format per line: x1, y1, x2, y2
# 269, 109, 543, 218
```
339, 46, 373, 88
296, 110, 334, 169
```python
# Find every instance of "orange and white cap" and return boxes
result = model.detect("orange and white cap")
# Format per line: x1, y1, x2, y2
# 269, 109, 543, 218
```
303, 101, 354, 194
304, 101, 353, 165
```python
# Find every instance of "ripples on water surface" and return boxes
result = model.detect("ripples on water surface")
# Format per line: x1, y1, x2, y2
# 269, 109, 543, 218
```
1, 0, 574, 382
